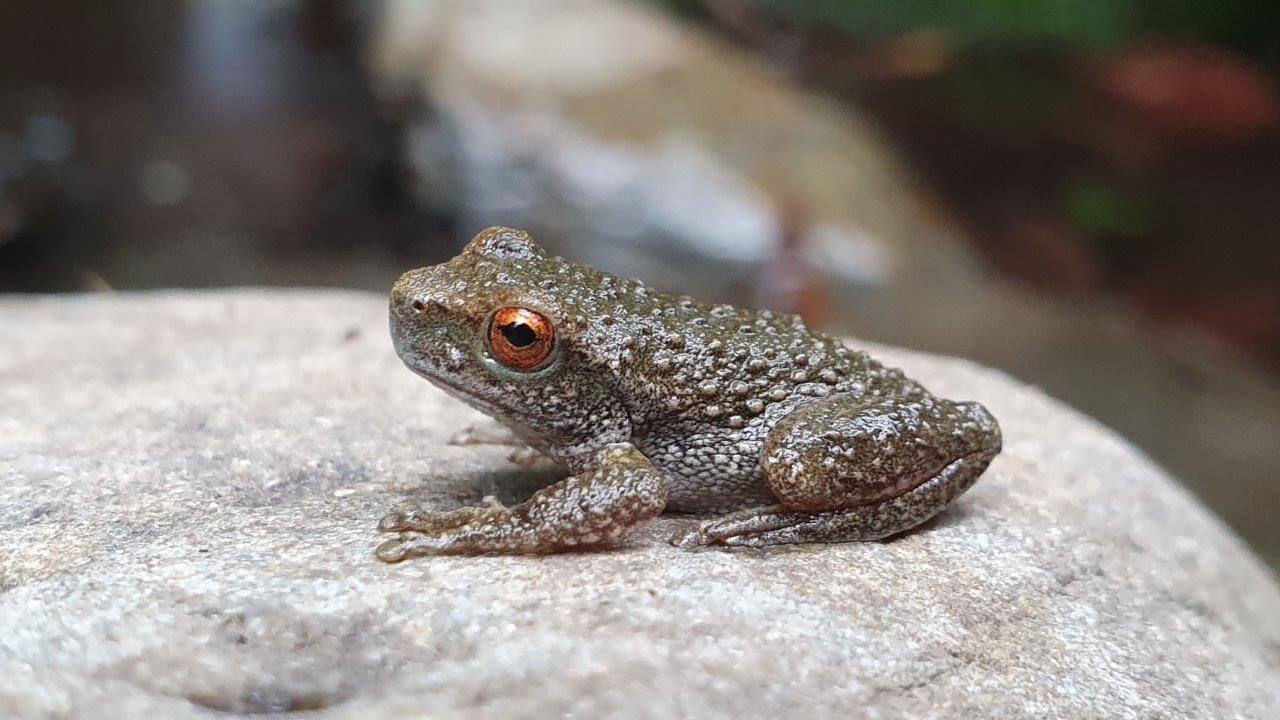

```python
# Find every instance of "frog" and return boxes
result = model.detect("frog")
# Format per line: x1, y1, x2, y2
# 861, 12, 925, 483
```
377, 226, 1001, 561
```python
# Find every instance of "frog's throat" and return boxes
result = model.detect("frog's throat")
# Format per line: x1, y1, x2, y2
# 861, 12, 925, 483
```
414, 367, 562, 446
414, 368, 502, 415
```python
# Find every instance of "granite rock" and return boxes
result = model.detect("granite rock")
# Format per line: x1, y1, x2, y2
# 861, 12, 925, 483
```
2, 290, 1279, 719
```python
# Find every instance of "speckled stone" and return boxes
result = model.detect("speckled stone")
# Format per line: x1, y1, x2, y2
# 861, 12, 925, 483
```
2, 290, 1279, 719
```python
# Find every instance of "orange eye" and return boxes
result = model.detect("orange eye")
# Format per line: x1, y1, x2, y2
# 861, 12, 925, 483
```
488, 307, 555, 371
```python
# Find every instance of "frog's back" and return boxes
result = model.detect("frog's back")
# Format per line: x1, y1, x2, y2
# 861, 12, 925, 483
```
623, 297, 922, 512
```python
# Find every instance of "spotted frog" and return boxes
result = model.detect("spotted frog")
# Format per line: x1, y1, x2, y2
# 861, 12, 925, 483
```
378, 227, 1001, 560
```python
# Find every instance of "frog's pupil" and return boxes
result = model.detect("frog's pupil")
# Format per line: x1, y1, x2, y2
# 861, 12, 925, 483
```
501, 322, 537, 347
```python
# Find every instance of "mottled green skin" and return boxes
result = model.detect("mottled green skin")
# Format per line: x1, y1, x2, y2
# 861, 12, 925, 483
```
378, 227, 1001, 559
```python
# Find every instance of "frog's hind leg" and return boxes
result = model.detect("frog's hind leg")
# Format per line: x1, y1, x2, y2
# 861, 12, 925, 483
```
672, 394, 1000, 549
672, 450, 992, 548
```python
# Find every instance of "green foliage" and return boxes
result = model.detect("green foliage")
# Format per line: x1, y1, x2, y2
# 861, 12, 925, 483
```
944, 60, 1064, 128
1063, 177, 1151, 240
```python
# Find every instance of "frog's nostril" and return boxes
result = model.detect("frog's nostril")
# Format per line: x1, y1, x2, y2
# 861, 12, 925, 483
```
410, 299, 426, 313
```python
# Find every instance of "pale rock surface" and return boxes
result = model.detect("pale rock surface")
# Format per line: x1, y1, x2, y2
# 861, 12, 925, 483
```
2, 290, 1279, 719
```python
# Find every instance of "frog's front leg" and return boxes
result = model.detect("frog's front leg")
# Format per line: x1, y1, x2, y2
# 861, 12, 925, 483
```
376, 443, 667, 561
448, 423, 544, 467
674, 394, 1000, 549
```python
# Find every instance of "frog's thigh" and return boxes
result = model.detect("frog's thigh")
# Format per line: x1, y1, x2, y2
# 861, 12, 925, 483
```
377, 442, 667, 561
762, 394, 997, 511
675, 395, 999, 548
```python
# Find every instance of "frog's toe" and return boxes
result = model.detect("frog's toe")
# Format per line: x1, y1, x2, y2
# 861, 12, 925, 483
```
375, 531, 456, 562
378, 510, 412, 533
375, 533, 413, 562
507, 447, 543, 467
669, 524, 771, 549
377, 508, 445, 532
377, 505, 506, 534
671, 507, 801, 549
669, 525, 710, 549
720, 531, 791, 548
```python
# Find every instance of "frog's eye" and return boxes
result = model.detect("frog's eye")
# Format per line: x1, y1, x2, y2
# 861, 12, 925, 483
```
488, 306, 555, 371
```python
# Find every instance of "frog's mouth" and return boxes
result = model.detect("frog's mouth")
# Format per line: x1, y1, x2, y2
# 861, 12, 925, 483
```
402, 360, 494, 409
431, 374, 565, 452
405, 360, 551, 441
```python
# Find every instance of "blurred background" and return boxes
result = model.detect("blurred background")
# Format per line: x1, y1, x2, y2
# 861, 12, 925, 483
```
2, 0, 1278, 567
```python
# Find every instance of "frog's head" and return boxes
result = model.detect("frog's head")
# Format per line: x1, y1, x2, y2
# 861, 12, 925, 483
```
390, 227, 633, 457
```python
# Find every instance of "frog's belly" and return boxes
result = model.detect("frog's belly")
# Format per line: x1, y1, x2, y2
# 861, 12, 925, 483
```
642, 442, 774, 513
637, 420, 778, 509
636, 420, 784, 512
663, 469, 774, 513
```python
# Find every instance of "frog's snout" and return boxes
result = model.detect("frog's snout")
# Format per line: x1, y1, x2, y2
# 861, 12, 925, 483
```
389, 267, 438, 354
390, 267, 430, 316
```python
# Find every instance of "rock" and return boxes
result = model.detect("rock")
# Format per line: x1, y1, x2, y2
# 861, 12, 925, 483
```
2, 290, 1279, 719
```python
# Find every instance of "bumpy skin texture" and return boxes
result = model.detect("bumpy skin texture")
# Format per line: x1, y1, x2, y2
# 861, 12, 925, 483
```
381, 227, 1001, 559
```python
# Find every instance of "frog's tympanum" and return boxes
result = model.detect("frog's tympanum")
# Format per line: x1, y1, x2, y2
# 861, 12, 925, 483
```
379, 227, 1001, 560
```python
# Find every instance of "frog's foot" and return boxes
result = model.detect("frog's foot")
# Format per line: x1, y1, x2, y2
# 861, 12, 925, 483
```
376, 443, 667, 561
447, 424, 544, 467
377, 495, 506, 534
670, 459, 981, 548
670, 505, 795, 549
673, 395, 1001, 549
507, 447, 544, 468
448, 423, 526, 447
